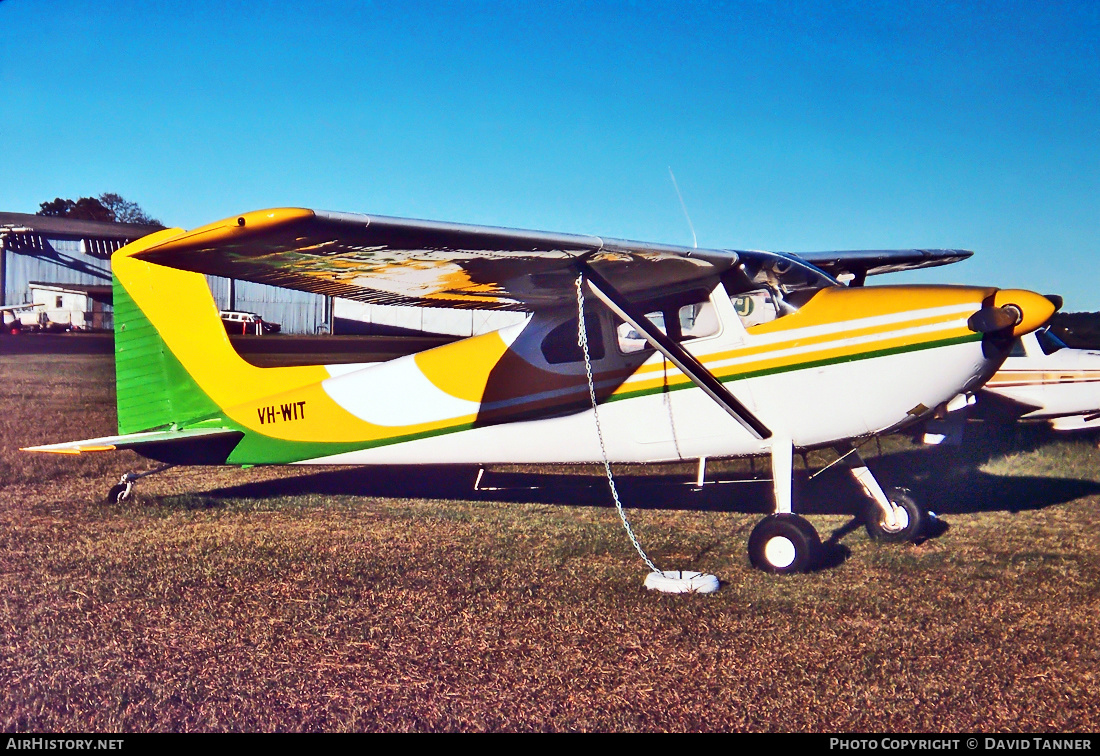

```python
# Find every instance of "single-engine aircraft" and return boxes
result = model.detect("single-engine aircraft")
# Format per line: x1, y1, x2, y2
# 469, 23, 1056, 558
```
981, 327, 1100, 431
1, 302, 44, 334
23, 208, 1057, 573
922, 326, 1100, 444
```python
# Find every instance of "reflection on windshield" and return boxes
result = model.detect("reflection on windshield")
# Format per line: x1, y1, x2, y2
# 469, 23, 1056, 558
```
737, 250, 839, 293
1036, 327, 1067, 355
725, 250, 838, 323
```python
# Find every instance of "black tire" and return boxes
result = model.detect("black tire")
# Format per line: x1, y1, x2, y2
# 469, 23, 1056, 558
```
106, 483, 131, 504
748, 513, 821, 574
864, 487, 925, 543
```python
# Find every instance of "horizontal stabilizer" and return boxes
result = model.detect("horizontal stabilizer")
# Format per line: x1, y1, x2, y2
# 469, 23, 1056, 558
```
23, 428, 243, 464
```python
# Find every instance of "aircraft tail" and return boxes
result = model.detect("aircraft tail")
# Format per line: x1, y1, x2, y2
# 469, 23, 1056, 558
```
102, 227, 336, 464
25, 227, 336, 464
111, 228, 226, 435
23, 228, 252, 463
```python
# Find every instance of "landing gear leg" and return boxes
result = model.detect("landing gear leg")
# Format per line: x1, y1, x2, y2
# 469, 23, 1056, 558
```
106, 464, 176, 503
748, 437, 821, 574
835, 443, 927, 543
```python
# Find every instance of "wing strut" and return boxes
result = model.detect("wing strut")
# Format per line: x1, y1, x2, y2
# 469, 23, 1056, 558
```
576, 259, 771, 440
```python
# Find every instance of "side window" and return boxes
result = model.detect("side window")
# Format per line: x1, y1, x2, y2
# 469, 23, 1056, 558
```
731, 289, 779, 328
615, 293, 719, 354
617, 311, 666, 354
541, 312, 604, 364
678, 301, 720, 340
1008, 338, 1027, 358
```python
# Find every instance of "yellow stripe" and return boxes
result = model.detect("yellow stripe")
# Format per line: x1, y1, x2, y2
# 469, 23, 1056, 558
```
415, 331, 510, 401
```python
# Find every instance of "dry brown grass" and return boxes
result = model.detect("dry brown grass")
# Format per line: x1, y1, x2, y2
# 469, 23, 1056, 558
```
1, 346, 1098, 732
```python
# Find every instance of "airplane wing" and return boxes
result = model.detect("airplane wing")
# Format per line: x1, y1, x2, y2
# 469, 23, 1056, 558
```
131, 208, 739, 310
795, 249, 972, 282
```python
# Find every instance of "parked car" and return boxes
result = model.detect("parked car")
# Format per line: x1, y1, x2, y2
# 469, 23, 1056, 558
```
219, 310, 281, 335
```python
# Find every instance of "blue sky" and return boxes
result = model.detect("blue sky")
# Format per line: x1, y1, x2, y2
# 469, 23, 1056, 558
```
4, 1, 1098, 308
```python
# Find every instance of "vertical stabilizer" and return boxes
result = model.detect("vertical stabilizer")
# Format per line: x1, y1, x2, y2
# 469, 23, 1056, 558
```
112, 229, 223, 434
110, 228, 330, 439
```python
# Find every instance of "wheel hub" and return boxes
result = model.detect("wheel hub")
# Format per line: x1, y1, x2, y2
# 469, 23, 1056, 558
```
764, 536, 797, 569
881, 503, 910, 533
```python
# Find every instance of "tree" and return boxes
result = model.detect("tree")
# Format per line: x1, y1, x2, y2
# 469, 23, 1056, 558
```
36, 193, 162, 226
70, 197, 115, 222
37, 198, 76, 217
96, 193, 162, 225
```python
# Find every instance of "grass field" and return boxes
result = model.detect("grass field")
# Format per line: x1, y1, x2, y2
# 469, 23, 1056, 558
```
1, 344, 1098, 732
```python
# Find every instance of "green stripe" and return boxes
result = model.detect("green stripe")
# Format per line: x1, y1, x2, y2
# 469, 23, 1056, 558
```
606, 332, 982, 404
225, 421, 480, 465
225, 332, 981, 465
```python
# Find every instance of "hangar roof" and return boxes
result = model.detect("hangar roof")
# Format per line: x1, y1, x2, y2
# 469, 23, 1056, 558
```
0, 212, 163, 241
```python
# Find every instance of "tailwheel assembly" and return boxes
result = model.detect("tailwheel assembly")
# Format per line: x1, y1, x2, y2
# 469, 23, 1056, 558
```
106, 478, 133, 504
104, 464, 176, 504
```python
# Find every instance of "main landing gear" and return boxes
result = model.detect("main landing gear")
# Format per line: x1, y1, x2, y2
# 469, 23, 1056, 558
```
747, 440, 930, 574
748, 513, 821, 574
105, 464, 176, 503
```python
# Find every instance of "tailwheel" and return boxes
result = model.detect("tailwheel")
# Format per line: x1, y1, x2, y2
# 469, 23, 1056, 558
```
748, 513, 821, 574
103, 464, 175, 505
106, 478, 133, 504
864, 487, 926, 543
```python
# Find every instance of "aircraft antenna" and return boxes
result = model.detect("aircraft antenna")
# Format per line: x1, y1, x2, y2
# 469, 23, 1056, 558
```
668, 167, 698, 249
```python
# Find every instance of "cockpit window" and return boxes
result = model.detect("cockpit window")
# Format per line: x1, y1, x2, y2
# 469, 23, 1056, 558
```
731, 289, 780, 327
724, 250, 837, 323
737, 250, 838, 293
1036, 327, 1067, 356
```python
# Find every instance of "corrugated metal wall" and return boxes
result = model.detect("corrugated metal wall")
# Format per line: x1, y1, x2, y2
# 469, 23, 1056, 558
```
334, 298, 529, 336
3, 236, 113, 302
205, 276, 329, 335
2, 232, 331, 334
3, 231, 521, 337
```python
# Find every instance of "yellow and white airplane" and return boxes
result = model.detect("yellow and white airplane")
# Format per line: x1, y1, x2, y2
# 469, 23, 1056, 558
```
23, 208, 1056, 574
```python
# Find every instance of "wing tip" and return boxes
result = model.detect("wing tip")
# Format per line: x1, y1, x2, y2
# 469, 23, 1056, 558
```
135, 207, 316, 258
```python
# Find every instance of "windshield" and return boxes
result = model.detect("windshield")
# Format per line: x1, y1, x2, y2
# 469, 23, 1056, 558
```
735, 250, 839, 294
723, 250, 838, 320
1036, 327, 1067, 355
